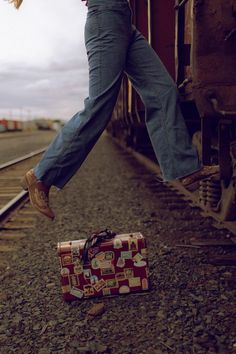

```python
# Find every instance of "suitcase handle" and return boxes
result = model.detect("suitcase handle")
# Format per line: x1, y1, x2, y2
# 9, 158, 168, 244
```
82, 229, 116, 265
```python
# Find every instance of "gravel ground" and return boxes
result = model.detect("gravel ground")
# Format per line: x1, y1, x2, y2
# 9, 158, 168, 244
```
0, 134, 235, 354
0, 131, 56, 164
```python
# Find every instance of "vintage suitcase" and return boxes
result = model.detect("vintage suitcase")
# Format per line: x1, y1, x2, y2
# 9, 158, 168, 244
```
58, 230, 149, 301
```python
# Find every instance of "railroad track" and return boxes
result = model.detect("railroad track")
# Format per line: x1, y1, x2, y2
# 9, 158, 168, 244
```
0, 148, 46, 233
1, 139, 236, 266
112, 137, 236, 266
113, 138, 236, 233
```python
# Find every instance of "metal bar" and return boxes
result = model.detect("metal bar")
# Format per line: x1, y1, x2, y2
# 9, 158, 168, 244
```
0, 147, 46, 171
175, 0, 186, 86
218, 121, 232, 186
174, 0, 190, 10
224, 28, 236, 41
201, 116, 212, 165
147, 0, 152, 45
0, 190, 28, 223
178, 77, 192, 90
210, 98, 236, 118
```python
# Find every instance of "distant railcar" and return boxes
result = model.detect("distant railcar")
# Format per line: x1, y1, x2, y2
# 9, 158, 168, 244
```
0, 124, 7, 133
22, 120, 37, 131
6, 120, 16, 131
15, 120, 23, 131
0, 119, 8, 132
108, 0, 236, 220
0, 119, 23, 132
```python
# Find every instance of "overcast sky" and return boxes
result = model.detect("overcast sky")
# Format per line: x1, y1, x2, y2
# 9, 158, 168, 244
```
0, 0, 88, 120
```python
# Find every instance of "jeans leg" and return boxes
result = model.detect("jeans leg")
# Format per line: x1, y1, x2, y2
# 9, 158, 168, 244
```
34, 3, 132, 188
125, 27, 200, 181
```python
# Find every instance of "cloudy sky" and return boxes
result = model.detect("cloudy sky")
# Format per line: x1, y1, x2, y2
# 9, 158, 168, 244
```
0, 0, 88, 120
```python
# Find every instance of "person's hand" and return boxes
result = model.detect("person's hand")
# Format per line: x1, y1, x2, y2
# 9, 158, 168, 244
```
81, 0, 88, 6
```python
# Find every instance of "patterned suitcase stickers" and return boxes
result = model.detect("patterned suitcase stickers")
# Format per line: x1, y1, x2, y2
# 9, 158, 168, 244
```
58, 232, 149, 301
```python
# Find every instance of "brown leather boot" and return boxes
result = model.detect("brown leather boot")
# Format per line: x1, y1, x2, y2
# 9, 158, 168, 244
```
21, 169, 55, 220
180, 165, 219, 187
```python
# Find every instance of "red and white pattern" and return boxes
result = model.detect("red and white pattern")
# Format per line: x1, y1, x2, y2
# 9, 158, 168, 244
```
58, 232, 149, 301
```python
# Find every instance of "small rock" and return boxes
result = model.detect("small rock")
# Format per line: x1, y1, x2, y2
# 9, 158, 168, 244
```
101, 315, 108, 321
157, 310, 165, 319
87, 303, 105, 319
38, 348, 50, 354
176, 310, 183, 317
48, 320, 56, 327
204, 315, 212, 324
0, 334, 8, 342
12, 314, 23, 325
0, 292, 7, 302
222, 271, 232, 278
218, 311, 225, 317
39, 324, 48, 335
46, 283, 56, 289
220, 294, 228, 301
76, 321, 86, 328
33, 323, 42, 331
88, 342, 108, 352
70, 340, 83, 349
193, 325, 204, 336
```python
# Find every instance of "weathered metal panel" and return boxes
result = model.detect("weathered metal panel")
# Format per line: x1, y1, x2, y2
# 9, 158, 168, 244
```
129, 0, 176, 121
150, 0, 176, 79
130, 0, 148, 40
192, 0, 236, 116
183, 0, 194, 98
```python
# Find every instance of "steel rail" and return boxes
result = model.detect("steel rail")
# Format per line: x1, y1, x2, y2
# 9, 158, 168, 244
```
0, 147, 46, 223
0, 190, 28, 222
0, 147, 46, 171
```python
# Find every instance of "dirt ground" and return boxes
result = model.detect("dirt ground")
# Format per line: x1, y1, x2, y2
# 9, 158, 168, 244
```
0, 134, 235, 354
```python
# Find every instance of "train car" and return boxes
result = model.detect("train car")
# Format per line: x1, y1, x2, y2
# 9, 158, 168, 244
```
0, 119, 23, 132
6, 120, 16, 131
15, 120, 23, 131
22, 120, 37, 131
0, 124, 7, 133
108, 0, 236, 220
0, 119, 8, 132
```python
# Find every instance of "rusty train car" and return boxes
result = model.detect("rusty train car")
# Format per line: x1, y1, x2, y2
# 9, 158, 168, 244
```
0, 119, 23, 132
108, 0, 236, 221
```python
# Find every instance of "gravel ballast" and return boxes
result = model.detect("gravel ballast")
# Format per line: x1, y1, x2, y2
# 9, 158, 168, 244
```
0, 134, 235, 354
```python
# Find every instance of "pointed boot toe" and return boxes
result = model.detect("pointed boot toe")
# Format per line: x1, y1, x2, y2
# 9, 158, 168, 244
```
21, 169, 55, 220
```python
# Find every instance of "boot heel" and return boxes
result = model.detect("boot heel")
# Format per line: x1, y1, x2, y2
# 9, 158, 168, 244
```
20, 176, 28, 191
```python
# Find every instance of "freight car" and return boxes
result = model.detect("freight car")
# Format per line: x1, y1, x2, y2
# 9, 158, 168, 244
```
108, 0, 236, 221
0, 119, 23, 132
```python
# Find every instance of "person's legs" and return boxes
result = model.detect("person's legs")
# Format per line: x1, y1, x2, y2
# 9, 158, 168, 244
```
33, 0, 132, 189
22, 0, 132, 218
125, 27, 201, 181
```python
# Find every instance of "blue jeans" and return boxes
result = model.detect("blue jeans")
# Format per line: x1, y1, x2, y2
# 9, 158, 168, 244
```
34, 0, 200, 188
